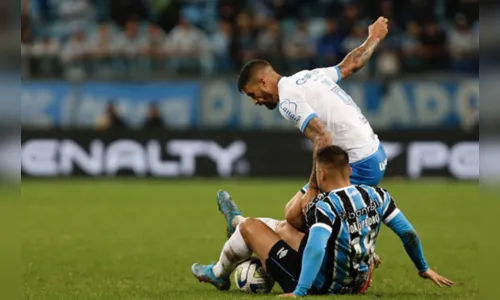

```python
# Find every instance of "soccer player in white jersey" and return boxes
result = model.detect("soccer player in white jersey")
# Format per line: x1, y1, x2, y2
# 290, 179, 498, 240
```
236, 17, 390, 231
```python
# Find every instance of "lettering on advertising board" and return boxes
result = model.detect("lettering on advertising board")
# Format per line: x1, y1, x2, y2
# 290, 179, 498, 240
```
21, 129, 478, 179
407, 141, 478, 180
22, 138, 249, 177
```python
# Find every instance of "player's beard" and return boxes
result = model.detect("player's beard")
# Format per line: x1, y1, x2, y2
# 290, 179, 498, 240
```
262, 92, 277, 110
264, 103, 277, 110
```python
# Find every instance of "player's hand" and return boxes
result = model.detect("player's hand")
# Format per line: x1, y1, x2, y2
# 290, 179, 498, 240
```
368, 16, 389, 42
419, 269, 454, 288
278, 293, 297, 298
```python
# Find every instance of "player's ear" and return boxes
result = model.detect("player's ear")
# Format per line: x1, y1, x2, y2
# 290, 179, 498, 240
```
259, 77, 266, 87
318, 167, 326, 182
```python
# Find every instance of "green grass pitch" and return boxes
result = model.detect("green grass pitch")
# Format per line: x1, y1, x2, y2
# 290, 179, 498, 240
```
22, 179, 479, 300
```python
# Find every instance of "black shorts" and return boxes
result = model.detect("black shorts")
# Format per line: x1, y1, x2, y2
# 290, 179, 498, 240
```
265, 236, 309, 293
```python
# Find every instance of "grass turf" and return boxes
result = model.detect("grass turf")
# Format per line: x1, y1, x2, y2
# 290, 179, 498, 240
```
22, 179, 479, 300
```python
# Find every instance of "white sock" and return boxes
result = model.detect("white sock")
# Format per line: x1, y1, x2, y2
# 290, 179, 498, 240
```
212, 217, 281, 278
212, 223, 251, 278
231, 215, 246, 228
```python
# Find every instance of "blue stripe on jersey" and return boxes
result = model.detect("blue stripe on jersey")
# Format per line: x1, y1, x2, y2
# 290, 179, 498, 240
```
347, 187, 371, 273
300, 113, 318, 133
333, 66, 342, 83
321, 186, 382, 294
316, 201, 335, 223
325, 191, 350, 294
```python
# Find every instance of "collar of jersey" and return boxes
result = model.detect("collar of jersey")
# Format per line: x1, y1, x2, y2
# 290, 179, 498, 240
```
327, 185, 353, 194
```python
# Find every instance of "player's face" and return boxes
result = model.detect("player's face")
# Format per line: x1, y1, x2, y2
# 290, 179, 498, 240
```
244, 81, 278, 110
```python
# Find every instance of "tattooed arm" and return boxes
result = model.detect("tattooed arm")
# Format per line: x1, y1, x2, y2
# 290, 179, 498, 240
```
303, 118, 333, 194
285, 117, 332, 230
336, 17, 389, 80
278, 87, 333, 229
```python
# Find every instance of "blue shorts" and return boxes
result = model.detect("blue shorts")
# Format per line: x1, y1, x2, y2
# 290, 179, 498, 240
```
300, 144, 387, 193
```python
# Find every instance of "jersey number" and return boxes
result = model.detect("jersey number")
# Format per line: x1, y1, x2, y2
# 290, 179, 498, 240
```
351, 230, 378, 270
331, 86, 361, 112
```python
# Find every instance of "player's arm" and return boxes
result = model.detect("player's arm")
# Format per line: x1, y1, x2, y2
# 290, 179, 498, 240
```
303, 117, 333, 193
379, 188, 453, 287
293, 201, 334, 297
384, 208, 429, 273
334, 17, 388, 81
284, 118, 332, 230
279, 94, 332, 229
377, 188, 428, 272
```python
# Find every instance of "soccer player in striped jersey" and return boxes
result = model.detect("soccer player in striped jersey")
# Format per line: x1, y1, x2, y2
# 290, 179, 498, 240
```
192, 145, 452, 296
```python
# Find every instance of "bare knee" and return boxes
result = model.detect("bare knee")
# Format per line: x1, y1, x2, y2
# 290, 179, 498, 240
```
275, 221, 288, 234
275, 221, 304, 252
239, 217, 260, 240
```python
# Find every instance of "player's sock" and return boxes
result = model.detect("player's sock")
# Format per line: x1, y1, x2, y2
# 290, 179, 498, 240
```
231, 215, 246, 228
212, 217, 281, 278
213, 223, 250, 278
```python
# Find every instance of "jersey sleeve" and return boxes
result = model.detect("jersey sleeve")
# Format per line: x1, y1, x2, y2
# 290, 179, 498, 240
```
293, 225, 331, 296
305, 200, 336, 232
385, 212, 429, 273
373, 186, 401, 224
317, 66, 342, 83
374, 186, 429, 273
278, 89, 318, 133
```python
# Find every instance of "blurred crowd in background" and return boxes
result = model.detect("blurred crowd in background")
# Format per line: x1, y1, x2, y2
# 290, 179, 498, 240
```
21, 0, 479, 80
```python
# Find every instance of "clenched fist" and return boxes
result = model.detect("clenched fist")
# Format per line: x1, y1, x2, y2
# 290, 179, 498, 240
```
368, 16, 389, 42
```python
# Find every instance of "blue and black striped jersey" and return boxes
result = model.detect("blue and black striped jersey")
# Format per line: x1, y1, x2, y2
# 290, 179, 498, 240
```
304, 184, 400, 294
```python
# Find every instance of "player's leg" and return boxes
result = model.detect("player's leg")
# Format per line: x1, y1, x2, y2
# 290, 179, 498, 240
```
216, 190, 244, 238
211, 217, 282, 277
219, 185, 310, 236
275, 221, 305, 251
217, 190, 282, 237
239, 218, 305, 263
191, 217, 284, 291
239, 217, 281, 265
240, 218, 306, 293
192, 190, 282, 291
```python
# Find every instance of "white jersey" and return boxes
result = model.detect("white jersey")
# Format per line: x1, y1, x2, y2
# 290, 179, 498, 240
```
277, 66, 379, 163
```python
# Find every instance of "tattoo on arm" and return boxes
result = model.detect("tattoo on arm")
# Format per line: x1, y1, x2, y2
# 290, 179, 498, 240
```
303, 117, 333, 191
337, 36, 379, 79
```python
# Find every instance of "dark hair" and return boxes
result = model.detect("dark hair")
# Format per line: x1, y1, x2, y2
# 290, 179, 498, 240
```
316, 146, 349, 170
237, 59, 270, 93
